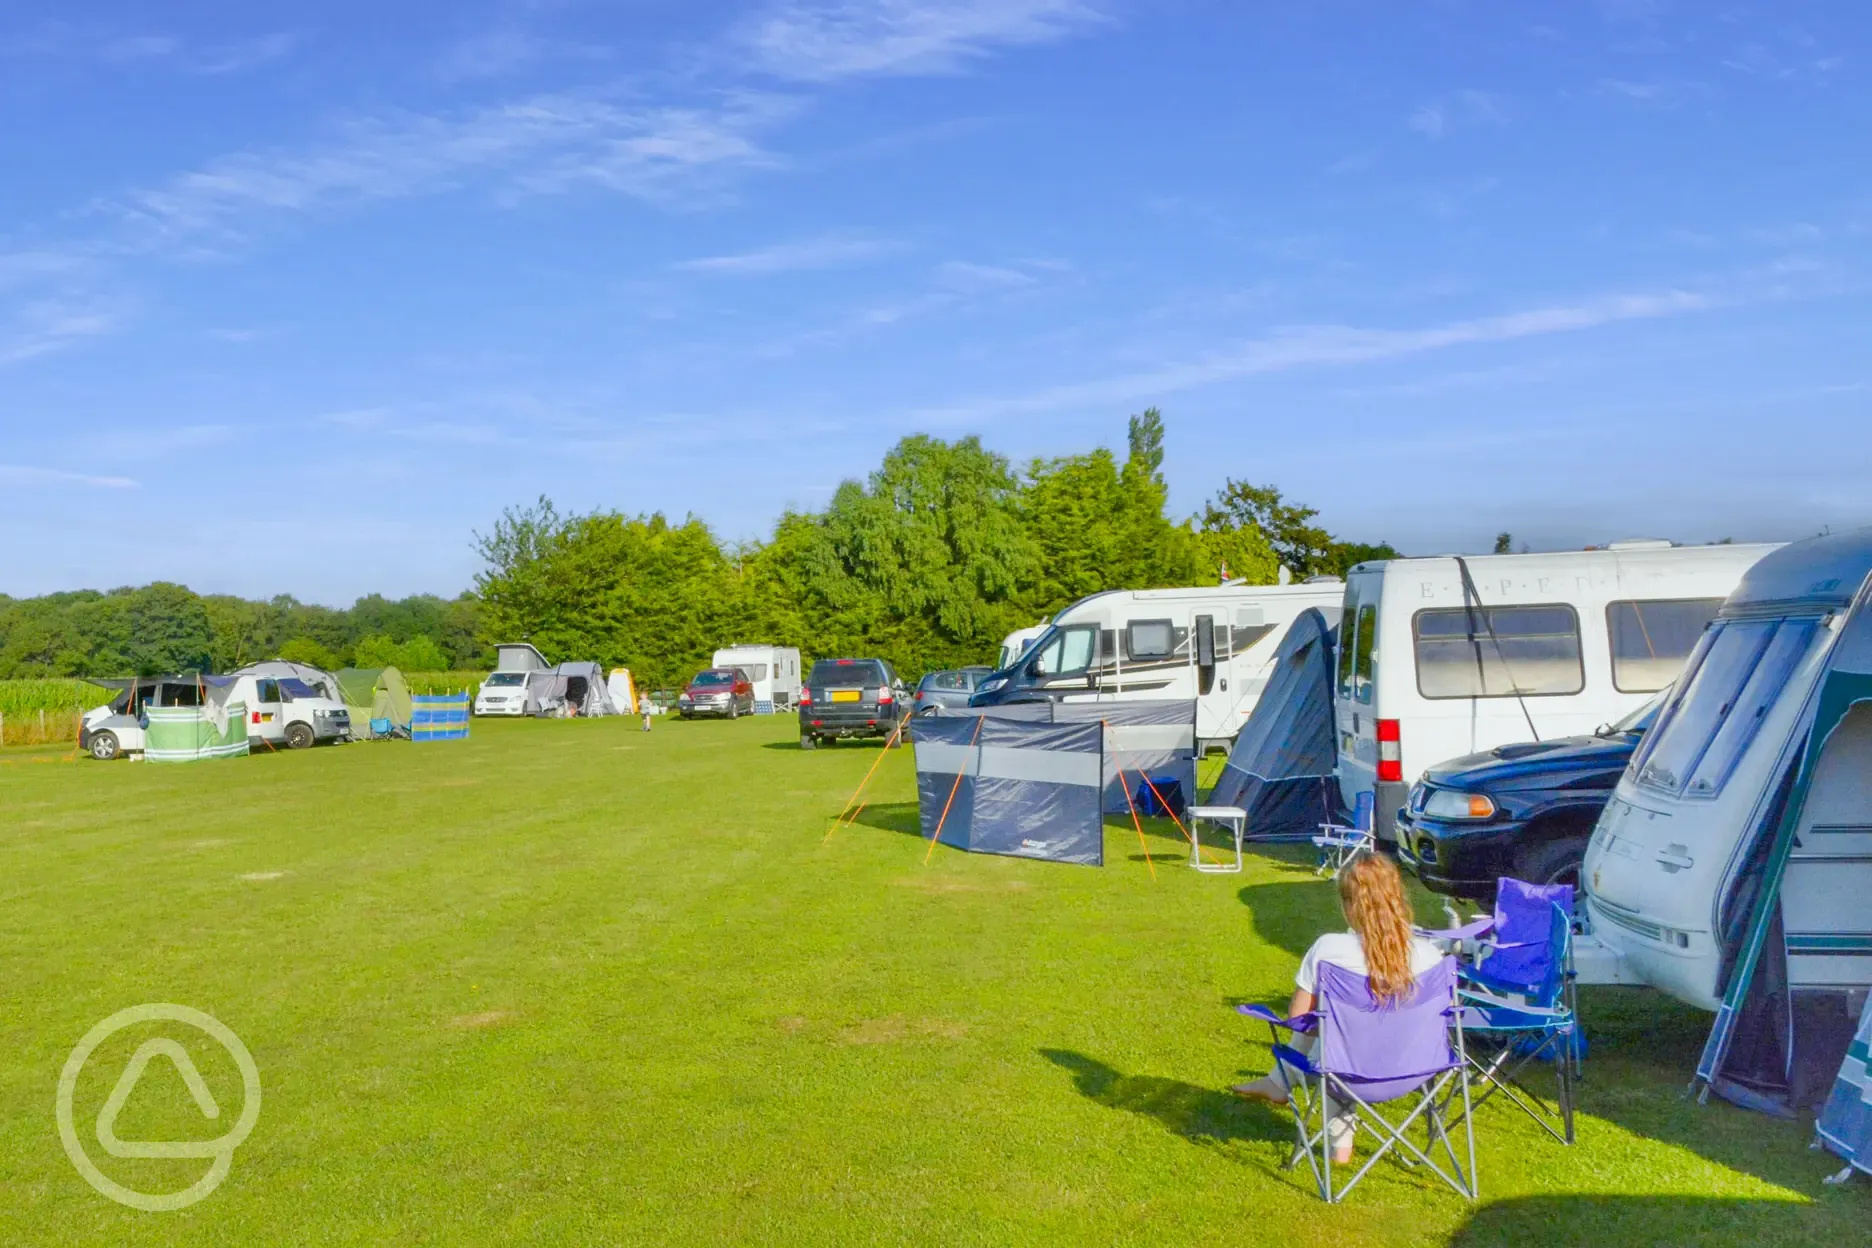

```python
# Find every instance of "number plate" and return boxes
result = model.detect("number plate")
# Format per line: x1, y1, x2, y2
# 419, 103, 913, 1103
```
830, 690, 862, 703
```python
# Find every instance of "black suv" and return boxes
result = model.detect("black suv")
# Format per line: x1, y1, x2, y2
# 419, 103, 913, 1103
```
1396, 692, 1664, 902
798, 658, 910, 749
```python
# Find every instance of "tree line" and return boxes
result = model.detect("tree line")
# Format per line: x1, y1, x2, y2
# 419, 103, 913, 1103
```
0, 412, 1394, 689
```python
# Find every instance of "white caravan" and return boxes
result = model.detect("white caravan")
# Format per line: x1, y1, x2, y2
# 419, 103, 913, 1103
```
474, 642, 552, 717
996, 624, 1049, 671
971, 582, 1346, 750
711, 645, 802, 710
1337, 541, 1778, 846
226, 660, 354, 748
1583, 529, 1872, 1011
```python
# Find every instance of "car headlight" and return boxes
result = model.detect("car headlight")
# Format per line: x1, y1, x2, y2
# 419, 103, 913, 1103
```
978, 677, 1007, 694
1422, 790, 1497, 820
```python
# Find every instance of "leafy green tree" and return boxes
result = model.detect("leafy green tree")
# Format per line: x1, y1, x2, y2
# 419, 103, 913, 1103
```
278, 637, 341, 669
1493, 532, 1514, 555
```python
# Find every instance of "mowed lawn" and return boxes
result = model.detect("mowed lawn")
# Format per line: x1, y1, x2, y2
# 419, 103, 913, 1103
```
0, 716, 1864, 1246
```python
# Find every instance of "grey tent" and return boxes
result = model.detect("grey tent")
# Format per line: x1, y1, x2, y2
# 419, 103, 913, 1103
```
526, 661, 619, 717
1053, 699, 1198, 817
1696, 565, 1872, 1116
229, 659, 344, 703
913, 714, 1105, 866
1208, 607, 1341, 840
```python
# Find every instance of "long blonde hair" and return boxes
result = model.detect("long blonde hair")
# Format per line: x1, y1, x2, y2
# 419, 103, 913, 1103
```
1338, 854, 1418, 1006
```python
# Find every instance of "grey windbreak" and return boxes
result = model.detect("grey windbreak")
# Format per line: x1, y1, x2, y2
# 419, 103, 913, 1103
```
913, 715, 1106, 866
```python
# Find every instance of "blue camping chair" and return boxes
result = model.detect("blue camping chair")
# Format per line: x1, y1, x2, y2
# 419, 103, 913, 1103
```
1238, 958, 1477, 1203
1433, 879, 1580, 1145
1312, 790, 1375, 878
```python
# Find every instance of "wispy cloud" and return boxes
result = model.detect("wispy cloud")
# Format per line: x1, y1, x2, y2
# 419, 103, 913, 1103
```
736, 0, 1106, 81
192, 32, 298, 75
0, 464, 138, 489
934, 260, 1037, 290
913, 287, 1716, 421
672, 233, 902, 274
1595, 77, 1708, 108
104, 91, 792, 252
0, 299, 124, 367
1407, 89, 1508, 139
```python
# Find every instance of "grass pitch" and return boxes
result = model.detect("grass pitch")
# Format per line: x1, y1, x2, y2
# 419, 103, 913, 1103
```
0, 716, 1863, 1245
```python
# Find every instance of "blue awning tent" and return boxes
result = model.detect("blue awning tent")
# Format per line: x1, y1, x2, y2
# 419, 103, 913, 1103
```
1207, 607, 1341, 841
1696, 563, 1872, 1117
1818, 991, 1872, 1179
913, 714, 1106, 866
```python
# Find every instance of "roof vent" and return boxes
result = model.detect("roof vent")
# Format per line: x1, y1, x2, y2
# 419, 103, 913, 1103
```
1607, 538, 1676, 550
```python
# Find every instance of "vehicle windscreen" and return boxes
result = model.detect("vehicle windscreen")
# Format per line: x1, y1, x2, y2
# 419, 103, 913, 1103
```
923, 670, 972, 691
692, 670, 739, 686
810, 661, 885, 687
486, 672, 526, 687
1606, 689, 1669, 736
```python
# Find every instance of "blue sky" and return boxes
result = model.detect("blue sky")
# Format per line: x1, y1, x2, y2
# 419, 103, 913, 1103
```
1, 1, 1868, 604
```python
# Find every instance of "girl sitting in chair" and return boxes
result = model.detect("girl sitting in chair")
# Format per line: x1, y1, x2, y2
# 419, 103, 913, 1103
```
1231, 853, 1443, 1162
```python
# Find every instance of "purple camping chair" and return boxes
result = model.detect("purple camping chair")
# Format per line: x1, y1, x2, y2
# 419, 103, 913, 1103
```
1238, 957, 1476, 1203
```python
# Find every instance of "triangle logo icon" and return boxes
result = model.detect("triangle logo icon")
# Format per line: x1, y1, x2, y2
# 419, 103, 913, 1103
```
95, 1038, 225, 1160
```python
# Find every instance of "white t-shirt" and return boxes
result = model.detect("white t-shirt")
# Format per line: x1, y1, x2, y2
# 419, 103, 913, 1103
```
1296, 931, 1444, 994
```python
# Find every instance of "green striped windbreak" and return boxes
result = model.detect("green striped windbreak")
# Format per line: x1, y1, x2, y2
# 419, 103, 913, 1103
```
144, 702, 250, 763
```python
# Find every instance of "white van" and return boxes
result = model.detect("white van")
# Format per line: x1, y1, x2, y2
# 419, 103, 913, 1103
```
971, 581, 1345, 750
226, 660, 353, 748
1337, 541, 1778, 846
996, 624, 1049, 671
1582, 529, 1872, 1011
712, 645, 802, 711
474, 642, 552, 717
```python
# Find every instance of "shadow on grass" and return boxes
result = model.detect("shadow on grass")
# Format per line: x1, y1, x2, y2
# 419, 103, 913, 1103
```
1038, 1049, 1288, 1152
844, 801, 922, 839
1449, 1194, 1839, 1248
1235, 877, 1336, 960
763, 739, 901, 752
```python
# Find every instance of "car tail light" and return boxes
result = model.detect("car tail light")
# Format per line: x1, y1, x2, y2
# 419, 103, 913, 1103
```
877, 689, 892, 704
1377, 718, 1403, 783
799, 688, 812, 707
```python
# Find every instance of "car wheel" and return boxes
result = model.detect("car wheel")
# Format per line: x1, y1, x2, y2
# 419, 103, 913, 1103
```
89, 731, 120, 762
285, 721, 316, 750
1513, 836, 1590, 891
729, 701, 739, 720
799, 733, 816, 750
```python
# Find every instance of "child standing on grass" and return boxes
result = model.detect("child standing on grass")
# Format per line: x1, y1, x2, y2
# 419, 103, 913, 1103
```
641, 693, 654, 732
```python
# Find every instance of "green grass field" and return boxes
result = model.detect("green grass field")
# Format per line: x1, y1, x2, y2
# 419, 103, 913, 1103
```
1, 716, 1864, 1245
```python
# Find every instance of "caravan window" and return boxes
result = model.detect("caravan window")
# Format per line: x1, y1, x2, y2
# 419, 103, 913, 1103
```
1413, 605, 1584, 699
1337, 584, 1361, 699
1607, 599, 1724, 693
256, 679, 282, 703
734, 664, 769, 681
1126, 620, 1176, 661
1637, 617, 1817, 799
1351, 603, 1377, 705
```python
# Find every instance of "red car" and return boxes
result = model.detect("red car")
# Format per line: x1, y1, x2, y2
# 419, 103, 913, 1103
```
677, 667, 755, 719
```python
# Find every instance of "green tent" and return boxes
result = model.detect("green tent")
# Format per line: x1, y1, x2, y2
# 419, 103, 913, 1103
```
336, 667, 413, 738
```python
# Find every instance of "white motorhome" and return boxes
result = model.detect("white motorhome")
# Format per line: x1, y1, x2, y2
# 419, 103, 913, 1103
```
971, 581, 1345, 750
996, 624, 1049, 671
1337, 541, 1778, 846
711, 645, 802, 711
1583, 529, 1872, 1011
475, 642, 552, 717
226, 660, 353, 748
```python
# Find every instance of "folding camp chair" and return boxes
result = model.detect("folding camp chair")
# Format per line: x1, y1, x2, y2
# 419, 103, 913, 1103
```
1312, 791, 1375, 878
1437, 879, 1579, 1145
1238, 958, 1477, 1203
